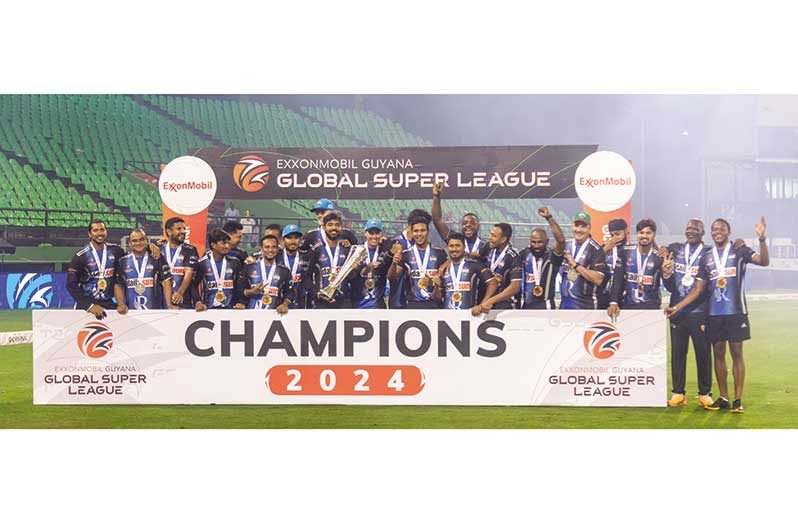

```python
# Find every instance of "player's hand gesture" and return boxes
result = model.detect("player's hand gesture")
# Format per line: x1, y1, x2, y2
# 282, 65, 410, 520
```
148, 242, 162, 260
195, 301, 208, 312
755, 216, 767, 239
564, 252, 576, 268
88, 303, 107, 319
662, 251, 674, 277
276, 302, 289, 315
171, 291, 184, 305
537, 207, 552, 220
607, 303, 620, 321
116, 303, 128, 315
656, 245, 670, 259
432, 181, 444, 198
340, 239, 351, 248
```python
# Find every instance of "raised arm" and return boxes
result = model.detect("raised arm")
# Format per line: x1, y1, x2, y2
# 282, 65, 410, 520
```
539, 207, 565, 255
431, 181, 452, 241
752, 216, 770, 267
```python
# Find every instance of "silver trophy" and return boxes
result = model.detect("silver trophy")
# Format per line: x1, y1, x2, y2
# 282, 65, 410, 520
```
319, 244, 368, 301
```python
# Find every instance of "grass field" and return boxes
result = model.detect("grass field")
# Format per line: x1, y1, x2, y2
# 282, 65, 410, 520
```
1, 302, 796, 428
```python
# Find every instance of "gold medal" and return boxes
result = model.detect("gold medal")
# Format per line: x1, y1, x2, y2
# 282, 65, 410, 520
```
566, 268, 578, 282
637, 283, 645, 295
452, 291, 462, 303
418, 277, 428, 290
533, 285, 544, 297
261, 294, 272, 307
717, 277, 727, 289
215, 290, 226, 303
135, 280, 146, 295
97, 278, 107, 291
365, 278, 375, 290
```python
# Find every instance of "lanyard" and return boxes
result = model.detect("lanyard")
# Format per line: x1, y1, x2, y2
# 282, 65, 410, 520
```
451, 260, 466, 291
210, 256, 227, 290
133, 253, 149, 282
712, 242, 731, 277
636, 247, 652, 282
90, 243, 107, 275
324, 240, 341, 272
490, 245, 510, 272
684, 242, 702, 272
412, 245, 431, 278
570, 239, 589, 264
259, 258, 277, 288
367, 246, 379, 265
465, 237, 481, 253
165, 244, 182, 269
530, 252, 543, 284
282, 250, 299, 278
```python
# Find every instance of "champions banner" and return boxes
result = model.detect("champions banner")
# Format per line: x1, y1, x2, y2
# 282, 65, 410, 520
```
33, 309, 666, 406
191, 145, 598, 200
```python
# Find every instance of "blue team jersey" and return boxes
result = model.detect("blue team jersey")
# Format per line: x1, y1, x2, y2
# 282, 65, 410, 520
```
441, 259, 489, 309
400, 245, 447, 304
483, 245, 521, 308
617, 245, 663, 309
68, 243, 126, 306
161, 242, 198, 308
559, 238, 604, 309
305, 241, 353, 302
117, 253, 171, 310
197, 254, 241, 308
663, 242, 711, 318
700, 243, 755, 316
596, 246, 622, 308
517, 247, 563, 309
352, 246, 390, 309
276, 251, 309, 309
243, 261, 293, 310
388, 232, 414, 309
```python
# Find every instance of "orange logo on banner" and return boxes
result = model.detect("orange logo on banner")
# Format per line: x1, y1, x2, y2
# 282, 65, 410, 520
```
265, 365, 424, 396
77, 321, 114, 359
233, 155, 270, 192
162, 205, 209, 257
585, 200, 632, 244
583, 321, 621, 360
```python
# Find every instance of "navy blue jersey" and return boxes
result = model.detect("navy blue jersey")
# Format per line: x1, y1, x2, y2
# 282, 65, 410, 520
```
276, 250, 310, 309
116, 253, 172, 310
596, 245, 623, 309
162, 242, 199, 308
386, 231, 414, 309
242, 260, 295, 310
440, 258, 491, 309
483, 245, 522, 308
559, 238, 604, 310
67, 243, 126, 309
304, 240, 354, 305
400, 245, 448, 304
662, 242, 711, 319
700, 243, 755, 316
196, 253, 244, 308
610, 245, 664, 309
300, 227, 358, 253
228, 246, 249, 265
516, 247, 564, 309
351, 245, 391, 309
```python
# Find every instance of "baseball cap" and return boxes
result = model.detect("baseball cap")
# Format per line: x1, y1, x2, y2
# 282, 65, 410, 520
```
608, 218, 628, 232
364, 219, 383, 232
312, 198, 336, 212
573, 211, 591, 225
281, 224, 302, 238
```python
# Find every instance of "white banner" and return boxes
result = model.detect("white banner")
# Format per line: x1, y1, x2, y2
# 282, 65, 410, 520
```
0, 330, 34, 347
33, 309, 667, 406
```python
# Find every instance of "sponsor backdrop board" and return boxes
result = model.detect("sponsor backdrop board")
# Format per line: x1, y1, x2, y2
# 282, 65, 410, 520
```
34, 310, 666, 406
191, 146, 598, 200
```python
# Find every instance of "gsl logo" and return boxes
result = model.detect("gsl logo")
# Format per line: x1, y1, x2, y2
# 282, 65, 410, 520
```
233, 155, 269, 192
77, 321, 114, 359
582, 321, 620, 360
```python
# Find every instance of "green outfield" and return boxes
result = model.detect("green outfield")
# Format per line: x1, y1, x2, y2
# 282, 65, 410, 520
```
1, 302, 796, 429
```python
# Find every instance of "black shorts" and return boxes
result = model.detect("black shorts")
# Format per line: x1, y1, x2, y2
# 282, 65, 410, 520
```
707, 314, 751, 343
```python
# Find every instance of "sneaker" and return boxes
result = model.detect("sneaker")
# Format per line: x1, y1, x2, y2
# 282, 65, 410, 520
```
698, 394, 714, 408
667, 393, 687, 407
704, 397, 730, 411
731, 399, 745, 413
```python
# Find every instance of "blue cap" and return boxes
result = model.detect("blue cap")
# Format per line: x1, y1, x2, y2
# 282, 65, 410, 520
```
364, 218, 383, 232
281, 224, 302, 238
312, 198, 336, 212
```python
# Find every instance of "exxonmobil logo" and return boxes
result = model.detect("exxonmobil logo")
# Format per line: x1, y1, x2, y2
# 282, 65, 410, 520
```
233, 155, 269, 192
77, 321, 114, 359
582, 321, 620, 360
161, 180, 215, 192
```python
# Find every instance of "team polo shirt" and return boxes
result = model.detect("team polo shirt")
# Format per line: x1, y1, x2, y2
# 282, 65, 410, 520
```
441, 258, 491, 309
162, 242, 199, 308
304, 241, 354, 303
196, 253, 243, 309
276, 250, 310, 309
516, 247, 564, 309
596, 245, 623, 308
699, 243, 756, 317
483, 244, 521, 309
399, 244, 448, 305
387, 231, 414, 309
351, 244, 392, 309
67, 243, 126, 309
116, 253, 171, 310
662, 242, 711, 320
559, 238, 604, 309
611, 245, 664, 309
243, 260, 294, 310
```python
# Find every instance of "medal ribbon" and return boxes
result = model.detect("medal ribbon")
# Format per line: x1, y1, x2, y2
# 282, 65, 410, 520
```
282, 251, 299, 278
683, 242, 702, 274
210, 256, 227, 292
711, 242, 731, 280
490, 244, 509, 272
324, 240, 341, 278
259, 258, 277, 293
165, 244, 182, 270
412, 245, 431, 279
90, 243, 108, 279
636, 247, 652, 284
451, 260, 465, 292
465, 237, 481, 253
133, 253, 149, 286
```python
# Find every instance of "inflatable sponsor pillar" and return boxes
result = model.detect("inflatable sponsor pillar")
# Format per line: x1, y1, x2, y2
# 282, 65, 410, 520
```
574, 151, 636, 243
159, 156, 217, 256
